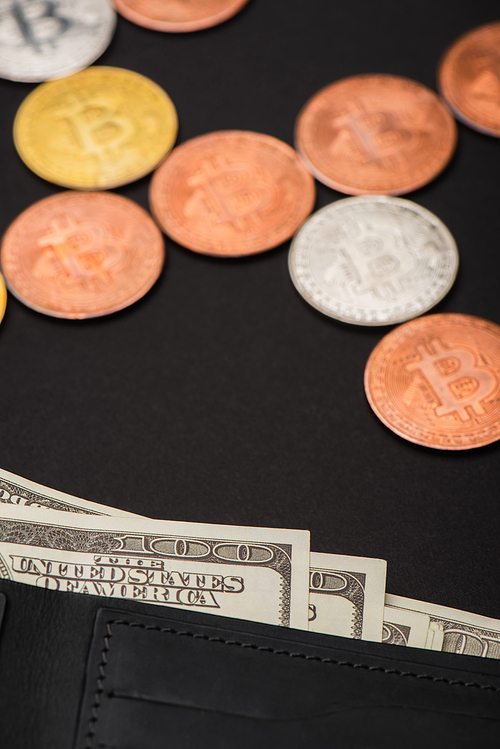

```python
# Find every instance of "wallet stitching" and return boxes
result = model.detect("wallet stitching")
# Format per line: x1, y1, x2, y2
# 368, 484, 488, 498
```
84, 618, 500, 747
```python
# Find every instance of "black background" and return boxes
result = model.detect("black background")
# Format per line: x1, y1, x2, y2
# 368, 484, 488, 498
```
0, 0, 498, 621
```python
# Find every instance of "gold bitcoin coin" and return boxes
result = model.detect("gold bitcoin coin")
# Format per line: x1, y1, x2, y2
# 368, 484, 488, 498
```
13, 66, 178, 190
0, 273, 6, 325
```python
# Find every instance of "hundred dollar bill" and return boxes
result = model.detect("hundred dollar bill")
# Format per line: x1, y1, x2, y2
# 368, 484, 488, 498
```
425, 622, 445, 651
385, 594, 500, 659
0, 504, 310, 629
308, 552, 386, 642
0, 467, 136, 517
382, 605, 434, 649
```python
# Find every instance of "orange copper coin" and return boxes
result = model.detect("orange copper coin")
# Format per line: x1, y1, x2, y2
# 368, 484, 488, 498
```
438, 21, 500, 137
0, 192, 164, 319
295, 74, 457, 196
149, 130, 316, 257
364, 313, 500, 450
113, 0, 250, 32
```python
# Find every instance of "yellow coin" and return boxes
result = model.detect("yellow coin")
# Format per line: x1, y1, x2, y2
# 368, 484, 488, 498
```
13, 66, 178, 190
0, 273, 7, 325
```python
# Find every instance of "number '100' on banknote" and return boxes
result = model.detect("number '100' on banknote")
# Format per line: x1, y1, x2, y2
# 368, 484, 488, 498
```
308, 552, 386, 642
0, 504, 310, 629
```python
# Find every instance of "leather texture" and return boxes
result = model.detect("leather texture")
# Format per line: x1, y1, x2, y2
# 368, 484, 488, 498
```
77, 611, 500, 749
0, 592, 5, 632
1, 580, 500, 749
76, 612, 500, 749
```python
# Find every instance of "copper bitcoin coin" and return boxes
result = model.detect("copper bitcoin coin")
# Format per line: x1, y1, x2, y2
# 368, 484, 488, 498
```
113, 0, 250, 32
295, 74, 457, 195
149, 130, 316, 257
438, 21, 500, 137
0, 192, 164, 319
365, 313, 500, 450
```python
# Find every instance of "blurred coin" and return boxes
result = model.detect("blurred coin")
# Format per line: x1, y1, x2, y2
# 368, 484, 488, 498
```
150, 130, 315, 257
0, 0, 116, 82
364, 313, 500, 449
0, 273, 6, 324
0, 192, 164, 319
14, 66, 178, 190
289, 196, 458, 326
113, 0, 250, 32
295, 74, 457, 195
438, 21, 500, 137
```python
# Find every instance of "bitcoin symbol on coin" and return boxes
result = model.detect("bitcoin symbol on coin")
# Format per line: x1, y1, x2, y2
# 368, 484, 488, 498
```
36, 216, 122, 285
324, 232, 415, 301
8, 0, 72, 53
334, 108, 413, 163
59, 98, 134, 160
406, 339, 497, 421
187, 157, 271, 227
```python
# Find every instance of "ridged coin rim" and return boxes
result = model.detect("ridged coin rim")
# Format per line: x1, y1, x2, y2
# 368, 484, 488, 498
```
288, 195, 459, 326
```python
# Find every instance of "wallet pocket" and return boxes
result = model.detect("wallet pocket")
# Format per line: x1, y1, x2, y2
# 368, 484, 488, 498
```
75, 606, 500, 749
0, 592, 5, 633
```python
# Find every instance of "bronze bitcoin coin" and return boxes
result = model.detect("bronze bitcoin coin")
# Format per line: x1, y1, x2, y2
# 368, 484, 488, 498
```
149, 130, 315, 257
438, 21, 500, 137
295, 74, 457, 195
365, 313, 500, 450
113, 0, 250, 32
0, 192, 164, 319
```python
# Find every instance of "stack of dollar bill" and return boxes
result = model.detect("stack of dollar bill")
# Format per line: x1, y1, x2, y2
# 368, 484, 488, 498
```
0, 468, 498, 659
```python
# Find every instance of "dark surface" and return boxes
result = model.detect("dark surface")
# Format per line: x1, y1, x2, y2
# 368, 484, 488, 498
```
1, 580, 500, 749
0, 0, 499, 624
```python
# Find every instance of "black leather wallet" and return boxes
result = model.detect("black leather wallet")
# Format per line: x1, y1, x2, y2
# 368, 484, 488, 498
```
1, 578, 499, 748
0, 591, 5, 633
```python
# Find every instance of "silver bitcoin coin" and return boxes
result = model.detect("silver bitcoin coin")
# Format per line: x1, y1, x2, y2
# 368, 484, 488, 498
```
0, 0, 116, 82
288, 196, 458, 326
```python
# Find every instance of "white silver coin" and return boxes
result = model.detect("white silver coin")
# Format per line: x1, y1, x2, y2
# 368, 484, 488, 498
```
288, 196, 459, 326
0, 0, 116, 82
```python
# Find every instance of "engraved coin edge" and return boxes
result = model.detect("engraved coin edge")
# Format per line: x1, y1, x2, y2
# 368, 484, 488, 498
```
288, 195, 459, 326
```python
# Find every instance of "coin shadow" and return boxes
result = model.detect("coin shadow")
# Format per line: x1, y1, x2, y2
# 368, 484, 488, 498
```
4, 259, 169, 329
288, 280, 398, 343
